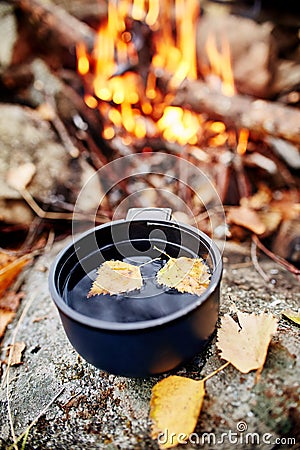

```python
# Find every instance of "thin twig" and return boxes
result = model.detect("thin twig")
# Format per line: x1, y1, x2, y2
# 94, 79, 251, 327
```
201, 361, 231, 383
44, 229, 56, 253
21, 427, 30, 450
46, 95, 80, 158
6, 381, 17, 449
19, 187, 109, 223
138, 257, 161, 267
3, 292, 38, 450
250, 239, 270, 283
7, 387, 65, 450
153, 245, 172, 259
252, 234, 300, 281
2, 293, 37, 388
20, 216, 44, 252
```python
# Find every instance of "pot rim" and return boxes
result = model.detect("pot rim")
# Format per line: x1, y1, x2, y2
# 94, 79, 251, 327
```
49, 219, 222, 332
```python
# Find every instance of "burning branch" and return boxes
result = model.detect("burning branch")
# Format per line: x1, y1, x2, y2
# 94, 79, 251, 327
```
173, 79, 300, 146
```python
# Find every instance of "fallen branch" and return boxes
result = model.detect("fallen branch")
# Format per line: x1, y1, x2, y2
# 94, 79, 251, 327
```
173, 80, 300, 145
12, 0, 96, 51
250, 239, 271, 284
252, 234, 300, 281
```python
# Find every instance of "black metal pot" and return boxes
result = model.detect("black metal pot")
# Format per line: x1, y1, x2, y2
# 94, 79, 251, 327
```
49, 208, 222, 377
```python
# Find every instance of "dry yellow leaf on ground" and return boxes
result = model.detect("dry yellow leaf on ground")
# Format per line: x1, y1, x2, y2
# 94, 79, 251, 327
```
282, 309, 300, 326
156, 257, 210, 296
216, 311, 278, 374
87, 260, 143, 297
150, 375, 205, 449
7, 341, 26, 366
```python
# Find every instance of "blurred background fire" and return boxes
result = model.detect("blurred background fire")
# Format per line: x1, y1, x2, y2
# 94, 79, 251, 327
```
0, 0, 299, 274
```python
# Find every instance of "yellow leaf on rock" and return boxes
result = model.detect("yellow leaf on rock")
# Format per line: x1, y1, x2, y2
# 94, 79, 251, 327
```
282, 309, 300, 326
156, 257, 210, 296
87, 260, 143, 297
150, 375, 205, 449
216, 311, 278, 374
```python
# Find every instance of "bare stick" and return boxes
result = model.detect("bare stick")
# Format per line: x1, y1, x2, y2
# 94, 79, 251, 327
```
252, 234, 300, 281
250, 239, 270, 283
19, 188, 109, 223
3, 292, 38, 450
45, 94, 80, 158
153, 245, 172, 259
201, 361, 231, 383
8, 387, 65, 449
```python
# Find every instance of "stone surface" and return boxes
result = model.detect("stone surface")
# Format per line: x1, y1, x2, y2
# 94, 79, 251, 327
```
0, 102, 103, 225
0, 238, 299, 449
0, 3, 17, 74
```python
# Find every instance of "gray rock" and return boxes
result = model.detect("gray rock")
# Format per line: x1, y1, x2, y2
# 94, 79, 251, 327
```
0, 103, 103, 224
0, 240, 299, 449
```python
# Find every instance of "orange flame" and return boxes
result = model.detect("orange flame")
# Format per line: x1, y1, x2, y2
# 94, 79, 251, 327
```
76, 42, 89, 76
77, 0, 243, 148
157, 106, 201, 145
146, 0, 160, 27
237, 128, 249, 155
205, 33, 235, 96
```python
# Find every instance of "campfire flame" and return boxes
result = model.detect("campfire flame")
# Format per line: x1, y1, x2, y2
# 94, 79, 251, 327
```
205, 33, 235, 96
77, 0, 243, 150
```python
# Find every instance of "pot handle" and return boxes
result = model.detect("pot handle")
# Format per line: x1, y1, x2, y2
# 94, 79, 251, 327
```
126, 207, 172, 221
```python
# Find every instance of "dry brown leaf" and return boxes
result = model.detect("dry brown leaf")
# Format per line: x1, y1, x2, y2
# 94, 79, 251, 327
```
6, 162, 36, 191
88, 260, 143, 297
0, 310, 15, 340
156, 257, 210, 296
0, 252, 31, 297
7, 341, 26, 366
227, 206, 266, 235
0, 291, 24, 312
240, 185, 272, 210
150, 375, 205, 449
216, 311, 278, 373
282, 309, 300, 326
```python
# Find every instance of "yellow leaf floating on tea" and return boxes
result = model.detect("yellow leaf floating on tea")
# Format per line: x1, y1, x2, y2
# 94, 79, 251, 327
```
216, 311, 278, 374
156, 257, 210, 296
87, 260, 143, 297
282, 309, 300, 326
150, 375, 205, 449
